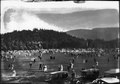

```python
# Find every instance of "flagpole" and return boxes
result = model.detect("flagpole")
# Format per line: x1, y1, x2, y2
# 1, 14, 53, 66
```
117, 27, 120, 72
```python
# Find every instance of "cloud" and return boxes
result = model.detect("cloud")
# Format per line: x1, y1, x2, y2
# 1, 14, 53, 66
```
1, 8, 119, 34
1, 1, 119, 33
2, 8, 65, 33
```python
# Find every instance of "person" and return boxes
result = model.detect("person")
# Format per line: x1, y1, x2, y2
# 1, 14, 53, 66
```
67, 65, 71, 71
58, 65, 61, 71
10, 55, 13, 59
81, 68, 85, 70
107, 58, 109, 63
71, 70, 76, 80
91, 65, 95, 68
83, 59, 86, 63
29, 62, 32, 69
60, 65, 63, 71
53, 56, 55, 60
93, 58, 96, 63
8, 63, 11, 69
50, 55, 52, 60
98, 53, 101, 57
12, 70, 16, 77
85, 59, 88, 63
76, 80, 81, 84
13, 55, 16, 62
76, 55, 79, 59
96, 61, 99, 66
39, 63, 42, 70
11, 64, 14, 70
70, 62, 74, 70
71, 63, 74, 69
33, 58, 36, 63
71, 57, 75, 63
38, 55, 42, 60
38, 51, 42, 60
6, 55, 9, 61
43, 65, 47, 72
31, 57, 36, 63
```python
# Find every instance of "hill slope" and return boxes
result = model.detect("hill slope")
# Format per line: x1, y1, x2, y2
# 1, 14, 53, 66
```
1, 28, 119, 50
1, 29, 87, 50
67, 27, 119, 41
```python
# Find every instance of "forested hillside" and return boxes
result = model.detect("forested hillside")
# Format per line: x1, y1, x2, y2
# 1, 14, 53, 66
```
1, 28, 119, 51
1, 29, 87, 50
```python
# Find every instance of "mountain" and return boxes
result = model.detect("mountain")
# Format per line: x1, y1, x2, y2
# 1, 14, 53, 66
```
67, 27, 119, 41
37, 9, 119, 31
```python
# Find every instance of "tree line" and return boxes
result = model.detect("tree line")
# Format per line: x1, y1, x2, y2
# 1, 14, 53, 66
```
1, 28, 119, 51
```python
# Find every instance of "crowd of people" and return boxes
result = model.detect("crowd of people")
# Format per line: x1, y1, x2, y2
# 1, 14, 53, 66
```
1, 48, 119, 83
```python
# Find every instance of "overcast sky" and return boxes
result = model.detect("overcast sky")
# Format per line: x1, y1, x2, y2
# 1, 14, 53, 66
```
1, 0, 119, 34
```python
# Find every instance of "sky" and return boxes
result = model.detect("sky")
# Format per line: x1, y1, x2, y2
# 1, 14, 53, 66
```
1, 0, 119, 34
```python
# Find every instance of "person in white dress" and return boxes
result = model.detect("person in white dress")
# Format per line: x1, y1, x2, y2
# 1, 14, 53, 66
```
71, 63, 74, 69
60, 65, 63, 71
12, 70, 16, 77
44, 65, 47, 72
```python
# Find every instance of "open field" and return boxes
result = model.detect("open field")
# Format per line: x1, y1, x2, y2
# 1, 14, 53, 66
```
1, 49, 119, 84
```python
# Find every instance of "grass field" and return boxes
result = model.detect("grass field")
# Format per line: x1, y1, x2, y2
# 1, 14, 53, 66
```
1, 49, 119, 84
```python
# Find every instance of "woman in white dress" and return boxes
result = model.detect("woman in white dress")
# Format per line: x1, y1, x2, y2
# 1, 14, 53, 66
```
12, 70, 16, 77
44, 65, 47, 72
60, 65, 63, 71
